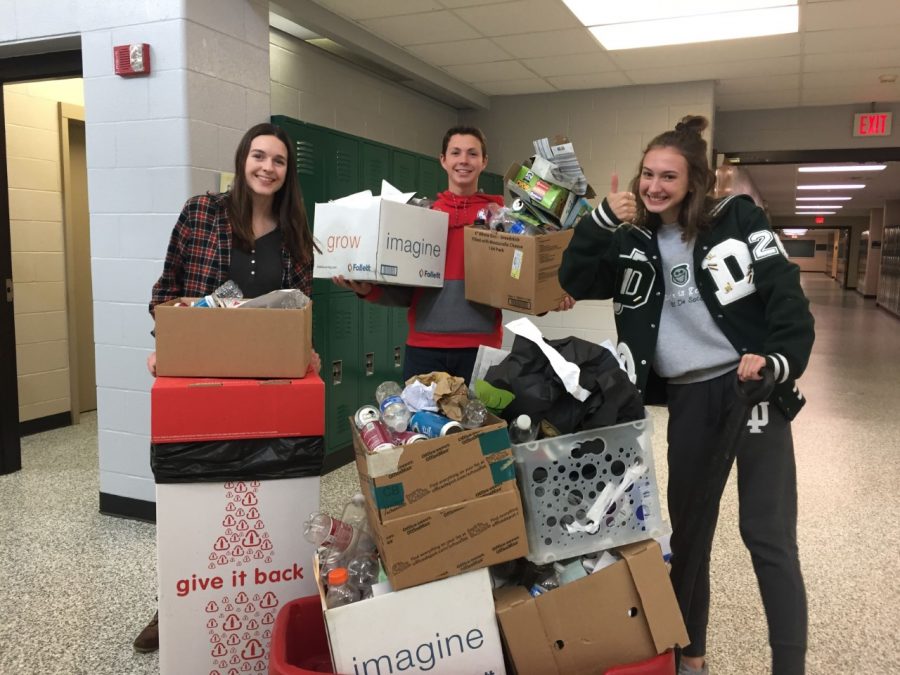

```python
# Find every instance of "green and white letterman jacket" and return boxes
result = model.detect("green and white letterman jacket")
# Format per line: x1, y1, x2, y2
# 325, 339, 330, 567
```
559, 194, 815, 420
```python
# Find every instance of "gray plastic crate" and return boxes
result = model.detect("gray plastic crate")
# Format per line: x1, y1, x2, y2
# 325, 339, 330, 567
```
512, 412, 669, 563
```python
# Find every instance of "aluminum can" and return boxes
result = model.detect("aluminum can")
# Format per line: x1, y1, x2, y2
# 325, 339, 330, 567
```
359, 419, 394, 453
409, 411, 464, 438
354, 404, 381, 429
393, 430, 429, 445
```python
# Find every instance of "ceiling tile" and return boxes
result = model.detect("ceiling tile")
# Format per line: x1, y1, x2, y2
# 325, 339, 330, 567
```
628, 56, 801, 85
522, 52, 618, 77
436, 0, 510, 6
800, 84, 900, 106
715, 74, 801, 95
803, 69, 890, 89
313, 0, 443, 20
360, 11, 480, 46
475, 78, 557, 95
408, 38, 513, 66
803, 49, 900, 73
804, 25, 900, 54
443, 59, 535, 82
546, 71, 632, 91
804, 0, 900, 32
716, 90, 801, 111
492, 27, 600, 58
452, 0, 581, 36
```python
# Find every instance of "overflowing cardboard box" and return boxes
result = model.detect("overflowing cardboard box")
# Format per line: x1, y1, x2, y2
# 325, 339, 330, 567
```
351, 417, 528, 591
313, 194, 448, 287
493, 540, 689, 674
315, 564, 507, 675
464, 228, 574, 314
151, 374, 325, 443
154, 301, 311, 379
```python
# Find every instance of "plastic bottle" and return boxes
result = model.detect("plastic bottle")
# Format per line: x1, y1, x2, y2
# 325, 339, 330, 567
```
375, 381, 412, 433
554, 559, 588, 586
461, 397, 488, 429
340, 494, 377, 558
303, 513, 354, 555
347, 554, 379, 600
508, 414, 538, 444
325, 568, 358, 608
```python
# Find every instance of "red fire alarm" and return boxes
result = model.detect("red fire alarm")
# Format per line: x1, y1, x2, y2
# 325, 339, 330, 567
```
114, 43, 151, 76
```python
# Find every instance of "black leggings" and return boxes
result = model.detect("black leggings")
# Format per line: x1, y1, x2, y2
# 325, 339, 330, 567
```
667, 371, 807, 675
402, 345, 480, 383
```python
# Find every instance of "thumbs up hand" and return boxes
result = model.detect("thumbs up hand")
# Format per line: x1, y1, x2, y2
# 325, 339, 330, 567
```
607, 173, 637, 223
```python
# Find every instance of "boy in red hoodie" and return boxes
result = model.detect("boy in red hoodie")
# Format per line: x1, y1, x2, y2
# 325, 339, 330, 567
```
335, 127, 504, 380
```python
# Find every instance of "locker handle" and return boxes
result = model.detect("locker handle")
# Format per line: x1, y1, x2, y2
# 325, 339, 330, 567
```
393, 346, 402, 368
365, 352, 375, 376
331, 360, 342, 386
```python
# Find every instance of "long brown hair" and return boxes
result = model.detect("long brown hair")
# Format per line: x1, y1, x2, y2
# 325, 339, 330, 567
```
226, 123, 318, 263
630, 115, 717, 241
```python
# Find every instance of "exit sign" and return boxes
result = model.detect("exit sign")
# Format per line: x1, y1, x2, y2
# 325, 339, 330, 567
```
853, 112, 892, 137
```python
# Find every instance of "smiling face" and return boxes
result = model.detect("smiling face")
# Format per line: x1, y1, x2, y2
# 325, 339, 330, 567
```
244, 134, 288, 198
639, 146, 690, 224
440, 133, 488, 195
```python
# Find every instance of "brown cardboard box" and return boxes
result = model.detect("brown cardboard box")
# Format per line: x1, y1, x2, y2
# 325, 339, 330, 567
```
464, 228, 574, 314
352, 415, 515, 520
154, 299, 311, 378
351, 417, 528, 590
493, 540, 689, 674
365, 486, 528, 591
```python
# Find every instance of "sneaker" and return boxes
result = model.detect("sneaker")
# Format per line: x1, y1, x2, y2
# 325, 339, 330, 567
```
678, 660, 709, 675
133, 611, 159, 653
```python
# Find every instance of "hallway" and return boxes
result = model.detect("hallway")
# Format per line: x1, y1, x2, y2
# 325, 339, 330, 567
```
0, 274, 897, 674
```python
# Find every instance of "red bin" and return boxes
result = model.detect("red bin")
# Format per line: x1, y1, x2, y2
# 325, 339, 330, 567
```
604, 650, 675, 675
268, 595, 335, 675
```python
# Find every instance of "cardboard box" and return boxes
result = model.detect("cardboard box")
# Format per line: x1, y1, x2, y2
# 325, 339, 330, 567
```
493, 540, 689, 675
313, 198, 448, 287
316, 564, 507, 675
351, 417, 528, 591
154, 301, 312, 379
157, 476, 320, 675
151, 374, 325, 443
464, 228, 574, 314
352, 415, 516, 520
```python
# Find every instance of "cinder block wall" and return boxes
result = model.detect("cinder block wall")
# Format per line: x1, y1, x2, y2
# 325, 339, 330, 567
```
5, 79, 84, 422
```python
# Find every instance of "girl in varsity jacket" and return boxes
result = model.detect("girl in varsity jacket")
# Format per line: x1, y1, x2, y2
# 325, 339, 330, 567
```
559, 116, 814, 675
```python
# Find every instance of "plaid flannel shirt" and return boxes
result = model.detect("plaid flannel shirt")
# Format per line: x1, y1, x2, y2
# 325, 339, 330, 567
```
149, 193, 312, 314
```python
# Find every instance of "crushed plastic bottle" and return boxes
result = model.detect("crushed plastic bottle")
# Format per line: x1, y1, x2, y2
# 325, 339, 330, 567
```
340, 494, 377, 558
461, 397, 487, 429
375, 381, 412, 433
347, 555, 379, 600
325, 568, 358, 608
508, 414, 539, 444
191, 280, 244, 307
236, 288, 310, 309
303, 512, 355, 568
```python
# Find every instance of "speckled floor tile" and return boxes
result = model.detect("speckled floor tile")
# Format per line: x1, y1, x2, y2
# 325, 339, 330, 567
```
0, 275, 897, 674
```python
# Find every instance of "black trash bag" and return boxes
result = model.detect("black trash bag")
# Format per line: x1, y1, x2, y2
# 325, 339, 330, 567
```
152, 435, 324, 484
484, 334, 643, 434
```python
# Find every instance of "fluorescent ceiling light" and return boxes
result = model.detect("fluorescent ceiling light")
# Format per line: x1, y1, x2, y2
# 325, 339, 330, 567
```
563, 0, 795, 26
798, 165, 886, 172
795, 205, 842, 209
795, 211, 835, 215
782, 228, 808, 236
796, 196, 852, 201
797, 184, 865, 190
583, 5, 798, 50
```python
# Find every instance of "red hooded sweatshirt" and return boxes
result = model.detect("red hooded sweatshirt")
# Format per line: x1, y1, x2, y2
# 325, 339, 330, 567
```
367, 190, 505, 349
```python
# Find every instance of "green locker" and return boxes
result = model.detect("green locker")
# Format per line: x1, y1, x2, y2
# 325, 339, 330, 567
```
361, 142, 391, 194
360, 301, 392, 403
392, 151, 418, 193
417, 156, 447, 199
479, 170, 505, 197
322, 292, 361, 453
388, 306, 409, 378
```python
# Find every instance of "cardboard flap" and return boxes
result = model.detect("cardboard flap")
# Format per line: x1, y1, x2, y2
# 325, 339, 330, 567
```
620, 541, 690, 652
494, 585, 560, 675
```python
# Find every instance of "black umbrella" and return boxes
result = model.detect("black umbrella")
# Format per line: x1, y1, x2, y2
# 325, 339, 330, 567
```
668, 369, 776, 621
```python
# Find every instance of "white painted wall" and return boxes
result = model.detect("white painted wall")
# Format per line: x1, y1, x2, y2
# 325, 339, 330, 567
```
2, 0, 271, 505
716, 103, 900, 152
461, 81, 716, 348
269, 29, 458, 157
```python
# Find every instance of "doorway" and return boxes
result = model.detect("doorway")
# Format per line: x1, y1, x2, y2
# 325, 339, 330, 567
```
0, 50, 82, 476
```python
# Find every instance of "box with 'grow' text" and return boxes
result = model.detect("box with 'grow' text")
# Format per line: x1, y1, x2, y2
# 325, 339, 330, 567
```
313, 196, 448, 287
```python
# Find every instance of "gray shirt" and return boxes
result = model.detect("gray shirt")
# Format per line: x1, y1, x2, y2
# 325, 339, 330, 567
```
653, 223, 739, 384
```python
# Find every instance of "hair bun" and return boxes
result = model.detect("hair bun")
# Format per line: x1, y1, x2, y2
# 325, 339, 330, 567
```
676, 115, 708, 135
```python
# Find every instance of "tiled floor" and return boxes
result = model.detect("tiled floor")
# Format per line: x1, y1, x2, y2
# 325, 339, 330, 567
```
1, 274, 898, 674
